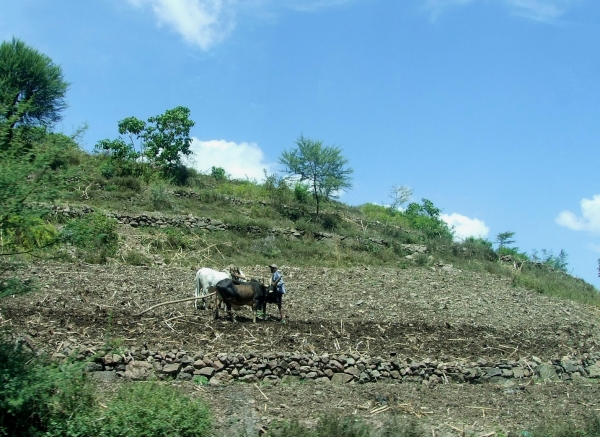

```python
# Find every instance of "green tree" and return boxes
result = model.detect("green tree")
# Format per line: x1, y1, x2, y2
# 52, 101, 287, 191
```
402, 198, 454, 240
0, 129, 65, 255
279, 135, 353, 215
495, 231, 516, 249
0, 39, 76, 255
95, 106, 194, 178
0, 38, 69, 147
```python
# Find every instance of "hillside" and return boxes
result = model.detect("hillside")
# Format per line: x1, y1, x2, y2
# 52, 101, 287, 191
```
2, 153, 600, 436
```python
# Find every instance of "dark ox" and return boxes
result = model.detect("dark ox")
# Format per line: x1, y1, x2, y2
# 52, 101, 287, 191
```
212, 278, 268, 323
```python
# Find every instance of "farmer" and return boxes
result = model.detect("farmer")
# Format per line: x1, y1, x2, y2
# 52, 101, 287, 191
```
269, 264, 286, 320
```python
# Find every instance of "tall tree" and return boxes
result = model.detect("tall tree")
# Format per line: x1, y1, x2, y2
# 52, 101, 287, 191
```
495, 231, 516, 249
0, 38, 71, 255
95, 106, 194, 177
279, 135, 353, 215
0, 38, 69, 144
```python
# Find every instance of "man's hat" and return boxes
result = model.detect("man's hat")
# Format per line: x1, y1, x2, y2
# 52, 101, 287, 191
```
269, 264, 277, 269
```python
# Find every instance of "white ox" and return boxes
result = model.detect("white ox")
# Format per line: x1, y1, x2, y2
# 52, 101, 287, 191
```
194, 265, 246, 310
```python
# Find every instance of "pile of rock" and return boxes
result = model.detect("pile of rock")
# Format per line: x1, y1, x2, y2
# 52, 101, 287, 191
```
74, 347, 600, 385
47, 205, 399, 248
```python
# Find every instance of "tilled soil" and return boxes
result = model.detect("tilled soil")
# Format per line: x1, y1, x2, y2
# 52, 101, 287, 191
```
2, 261, 600, 435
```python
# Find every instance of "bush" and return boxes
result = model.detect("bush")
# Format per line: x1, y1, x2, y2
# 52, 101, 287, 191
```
211, 166, 227, 181
62, 213, 119, 257
112, 176, 141, 192
0, 333, 94, 436
50, 383, 212, 437
122, 250, 152, 266
3, 216, 59, 252
294, 182, 311, 204
148, 181, 171, 210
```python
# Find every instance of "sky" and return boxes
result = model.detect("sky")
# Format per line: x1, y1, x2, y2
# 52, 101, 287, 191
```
2, 0, 600, 287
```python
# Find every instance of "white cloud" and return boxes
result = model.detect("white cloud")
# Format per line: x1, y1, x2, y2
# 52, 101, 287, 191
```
556, 195, 600, 235
508, 0, 575, 22
423, 0, 579, 23
127, 0, 236, 50
127, 0, 356, 50
184, 138, 277, 181
441, 213, 490, 241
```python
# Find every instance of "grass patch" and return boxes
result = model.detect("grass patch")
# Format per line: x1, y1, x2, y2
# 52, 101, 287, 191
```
50, 382, 212, 437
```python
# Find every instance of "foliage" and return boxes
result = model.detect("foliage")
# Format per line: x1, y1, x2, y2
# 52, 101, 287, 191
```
0, 38, 68, 138
263, 171, 294, 206
497, 246, 529, 261
47, 382, 212, 437
531, 249, 569, 273
453, 237, 497, 262
0, 333, 93, 436
279, 135, 353, 215
62, 213, 118, 257
211, 166, 227, 181
528, 414, 600, 437
388, 184, 413, 213
294, 181, 311, 204
148, 181, 171, 210
401, 199, 453, 241
122, 250, 152, 266
95, 106, 194, 179
0, 128, 69, 256
3, 216, 58, 252
495, 231, 516, 249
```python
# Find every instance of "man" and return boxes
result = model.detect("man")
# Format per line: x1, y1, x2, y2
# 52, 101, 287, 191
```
269, 264, 285, 321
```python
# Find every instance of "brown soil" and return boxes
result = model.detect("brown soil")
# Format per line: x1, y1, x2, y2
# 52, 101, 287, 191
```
2, 261, 600, 436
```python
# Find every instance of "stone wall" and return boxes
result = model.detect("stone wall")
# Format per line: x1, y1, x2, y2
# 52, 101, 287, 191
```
69, 346, 600, 386
47, 205, 413, 250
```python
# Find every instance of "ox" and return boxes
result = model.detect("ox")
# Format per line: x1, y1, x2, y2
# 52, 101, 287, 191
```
194, 265, 246, 310
258, 286, 284, 321
212, 278, 268, 323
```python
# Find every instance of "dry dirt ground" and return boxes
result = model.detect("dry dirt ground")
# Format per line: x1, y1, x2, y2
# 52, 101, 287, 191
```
2, 260, 600, 436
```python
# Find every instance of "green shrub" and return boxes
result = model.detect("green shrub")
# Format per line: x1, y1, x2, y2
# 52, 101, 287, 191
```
0, 334, 94, 436
294, 182, 311, 204
51, 383, 212, 437
211, 166, 227, 181
3, 216, 59, 251
100, 161, 116, 179
112, 176, 141, 192
148, 181, 171, 210
122, 250, 152, 266
0, 277, 35, 299
413, 252, 430, 266
62, 213, 119, 257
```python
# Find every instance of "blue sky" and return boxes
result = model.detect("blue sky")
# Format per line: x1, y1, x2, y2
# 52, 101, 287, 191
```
2, 0, 600, 287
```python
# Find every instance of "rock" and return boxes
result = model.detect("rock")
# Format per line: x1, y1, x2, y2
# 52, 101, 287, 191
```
537, 364, 558, 381
177, 372, 193, 381
91, 371, 117, 383
586, 364, 600, 378
486, 367, 503, 378
124, 361, 153, 380
512, 367, 525, 379
344, 367, 361, 377
197, 367, 215, 377
85, 362, 103, 372
331, 373, 354, 384
162, 363, 182, 375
